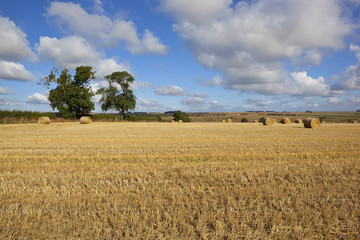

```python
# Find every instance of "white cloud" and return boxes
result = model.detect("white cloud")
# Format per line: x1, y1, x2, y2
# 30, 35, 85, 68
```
26, 93, 49, 104
180, 96, 229, 111
192, 92, 208, 98
350, 43, 360, 60
36, 36, 130, 78
95, 58, 131, 79
181, 97, 208, 107
0, 96, 19, 107
348, 95, 360, 103
244, 97, 272, 109
0, 16, 34, 62
337, 44, 360, 90
327, 97, 341, 104
130, 80, 151, 91
47, 1, 169, 55
0, 60, 34, 81
155, 85, 187, 96
36, 36, 102, 69
136, 98, 168, 112
0, 86, 14, 95
339, 64, 360, 90
288, 71, 330, 96
160, 0, 351, 96
302, 49, 322, 65
202, 76, 222, 86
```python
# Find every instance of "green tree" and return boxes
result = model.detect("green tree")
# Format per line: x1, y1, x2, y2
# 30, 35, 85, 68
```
96, 71, 136, 119
241, 118, 248, 122
40, 66, 95, 119
173, 111, 191, 122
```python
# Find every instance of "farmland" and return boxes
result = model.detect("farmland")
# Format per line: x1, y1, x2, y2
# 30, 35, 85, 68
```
0, 122, 359, 239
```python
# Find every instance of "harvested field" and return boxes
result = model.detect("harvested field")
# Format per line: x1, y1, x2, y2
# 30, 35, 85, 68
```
0, 122, 359, 239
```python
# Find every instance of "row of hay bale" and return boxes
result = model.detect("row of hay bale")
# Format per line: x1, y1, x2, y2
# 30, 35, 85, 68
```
171, 120, 183, 123
222, 118, 232, 123
263, 117, 321, 128
38, 116, 92, 124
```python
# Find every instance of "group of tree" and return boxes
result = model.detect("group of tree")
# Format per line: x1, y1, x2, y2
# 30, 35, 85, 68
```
39, 66, 136, 120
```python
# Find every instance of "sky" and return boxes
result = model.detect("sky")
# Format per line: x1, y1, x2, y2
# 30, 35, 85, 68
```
1, 0, 360, 113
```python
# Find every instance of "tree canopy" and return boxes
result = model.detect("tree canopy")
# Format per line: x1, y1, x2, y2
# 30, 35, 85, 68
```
96, 71, 137, 118
173, 111, 191, 122
40, 66, 95, 119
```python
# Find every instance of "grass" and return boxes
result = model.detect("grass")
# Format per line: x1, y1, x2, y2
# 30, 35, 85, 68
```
0, 122, 359, 239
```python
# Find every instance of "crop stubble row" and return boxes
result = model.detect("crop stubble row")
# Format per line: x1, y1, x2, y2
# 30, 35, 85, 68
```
0, 122, 359, 239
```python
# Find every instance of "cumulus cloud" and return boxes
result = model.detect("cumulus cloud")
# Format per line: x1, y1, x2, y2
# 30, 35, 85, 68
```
0, 60, 34, 81
0, 16, 35, 81
160, 0, 351, 96
47, 1, 169, 55
339, 64, 360, 90
201, 76, 222, 86
36, 36, 102, 69
180, 96, 229, 111
336, 44, 360, 90
0, 86, 14, 95
181, 97, 208, 107
288, 71, 330, 96
244, 97, 272, 109
0, 16, 35, 62
136, 98, 168, 112
26, 93, 49, 104
0, 96, 19, 107
36, 36, 130, 79
192, 92, 208, 98
155, 85, 187, 96
130, 80, 151, 91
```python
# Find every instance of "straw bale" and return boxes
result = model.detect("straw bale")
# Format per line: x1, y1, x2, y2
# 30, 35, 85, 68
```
352, 120, 357, 123
263, 117, 274, 125
303, 118, 320, 128
222, 119, 226, 123
38, 116, 51, 124
227, 118, 232, 123
172, 120, 175, 123
179, 120, 183, 123
253, 120, 258, 123
280, 117, 291, 124
80, 116, 92, 124
295, 119, 302, 123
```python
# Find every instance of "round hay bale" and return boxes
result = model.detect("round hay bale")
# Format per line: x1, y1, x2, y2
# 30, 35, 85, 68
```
352, 120, 357, 123
227, 118, 232, 123
280, 117, 291, 124
253, 120, 258, 123
178, 120, 183, 123
295, 119, 302, 124
80, 116, 92, 124
172, 120, 175, 123
222, 119, 226, 123
263, 117, 274, 125
38, 116, 51, 124
303, 118, 320, 128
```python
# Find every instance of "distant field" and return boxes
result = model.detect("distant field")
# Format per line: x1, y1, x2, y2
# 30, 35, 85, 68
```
1, 110, 359, 123
0, 122, 359, 239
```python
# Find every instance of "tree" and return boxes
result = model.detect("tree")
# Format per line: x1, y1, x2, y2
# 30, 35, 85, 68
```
40, 66, 95, 119
96, 71, 136, 119
241, 118, 248, 122
173, 111, 191, 122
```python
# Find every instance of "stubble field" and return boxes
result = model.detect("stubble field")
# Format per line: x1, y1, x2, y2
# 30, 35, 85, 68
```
0, 122, 359, 239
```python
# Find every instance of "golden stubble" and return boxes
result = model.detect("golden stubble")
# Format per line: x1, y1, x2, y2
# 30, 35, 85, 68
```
0, 122, 359, 239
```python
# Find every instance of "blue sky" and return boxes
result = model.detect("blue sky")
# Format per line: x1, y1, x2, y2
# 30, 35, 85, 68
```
1, 0, 360, 113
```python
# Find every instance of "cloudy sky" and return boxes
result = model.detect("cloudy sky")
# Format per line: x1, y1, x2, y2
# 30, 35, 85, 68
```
1, 0, 360, 113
